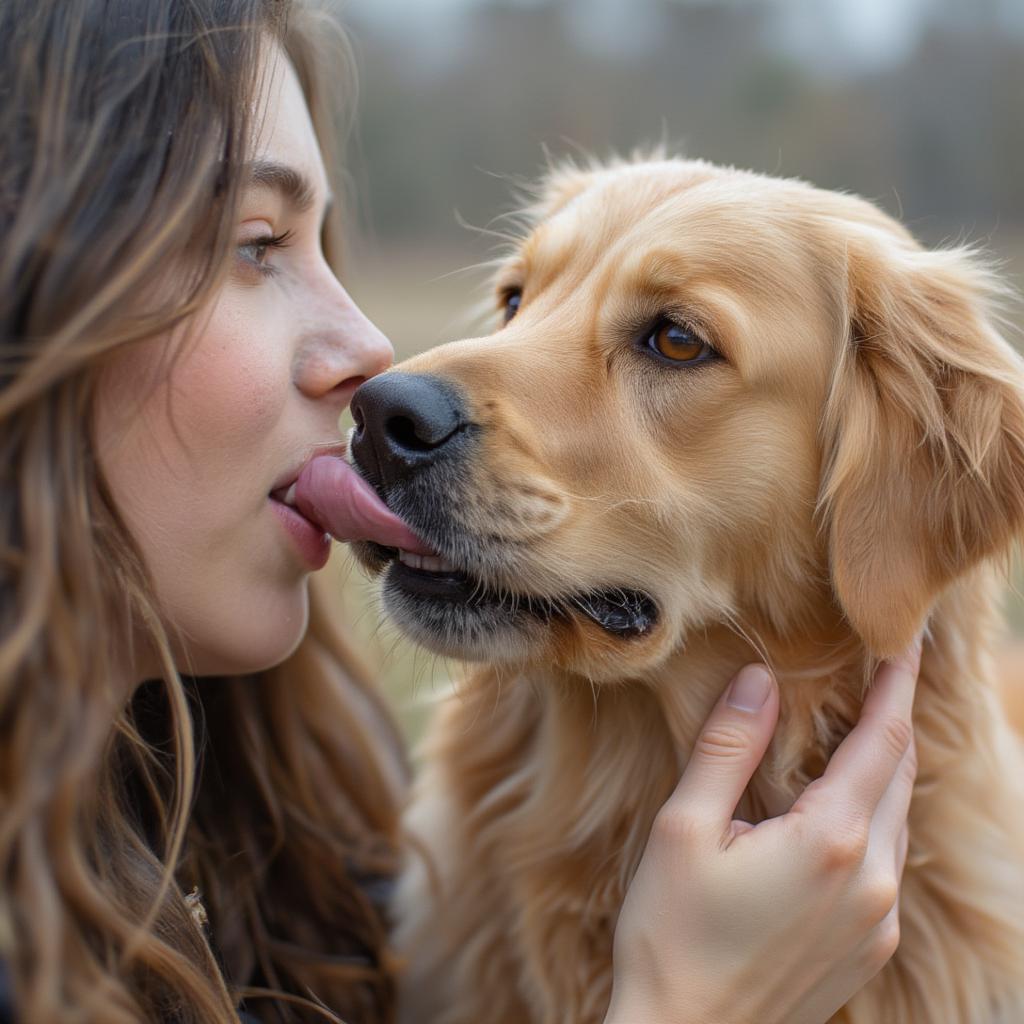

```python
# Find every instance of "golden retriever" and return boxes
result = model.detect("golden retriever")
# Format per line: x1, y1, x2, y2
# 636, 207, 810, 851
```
347, 156, 1024, 1023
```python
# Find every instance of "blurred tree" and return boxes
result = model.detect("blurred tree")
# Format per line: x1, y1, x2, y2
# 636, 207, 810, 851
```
343, 0, 1024, 250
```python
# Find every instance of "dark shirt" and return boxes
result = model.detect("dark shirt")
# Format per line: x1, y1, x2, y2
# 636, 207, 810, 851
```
0, 960, 12, 1024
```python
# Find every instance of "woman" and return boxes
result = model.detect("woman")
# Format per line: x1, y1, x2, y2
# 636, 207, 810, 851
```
0, 1, 920, 1022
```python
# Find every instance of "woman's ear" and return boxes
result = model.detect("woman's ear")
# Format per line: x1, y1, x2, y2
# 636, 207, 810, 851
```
819, 227, 1024, 657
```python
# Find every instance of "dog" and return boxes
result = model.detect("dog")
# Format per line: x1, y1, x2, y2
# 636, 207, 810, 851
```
347, 156, 1024, 1023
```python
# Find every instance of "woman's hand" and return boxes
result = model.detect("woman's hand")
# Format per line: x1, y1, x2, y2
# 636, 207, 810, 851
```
605, 639, 922, 1024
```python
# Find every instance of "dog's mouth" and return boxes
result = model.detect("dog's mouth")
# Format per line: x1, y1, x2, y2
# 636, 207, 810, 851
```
356, 540, 659, 641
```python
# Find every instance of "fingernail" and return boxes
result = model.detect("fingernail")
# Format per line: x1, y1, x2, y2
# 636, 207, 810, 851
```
891, 629, 925, 673
911, 629, 925, 658
726, 664, 773, 712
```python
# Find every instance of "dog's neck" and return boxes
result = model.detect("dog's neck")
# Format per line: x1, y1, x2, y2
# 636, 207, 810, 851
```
520, 566, 1005, 829
644, 611, 869, 817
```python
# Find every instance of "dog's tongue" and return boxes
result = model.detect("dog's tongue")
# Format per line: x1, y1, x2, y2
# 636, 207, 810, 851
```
294, 455, 433, 555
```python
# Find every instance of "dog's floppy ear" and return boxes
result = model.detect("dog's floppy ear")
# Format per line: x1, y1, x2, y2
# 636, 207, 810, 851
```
820, 226, 1024, 656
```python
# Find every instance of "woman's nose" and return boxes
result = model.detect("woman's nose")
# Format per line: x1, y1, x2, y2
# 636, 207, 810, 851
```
294, 282, 394, 402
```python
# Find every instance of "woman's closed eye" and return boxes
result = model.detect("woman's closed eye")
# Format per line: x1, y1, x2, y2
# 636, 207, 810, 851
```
236, 228, 294, 278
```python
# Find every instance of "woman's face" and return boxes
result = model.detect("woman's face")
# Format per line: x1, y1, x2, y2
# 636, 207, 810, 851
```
95, 44, 392, 678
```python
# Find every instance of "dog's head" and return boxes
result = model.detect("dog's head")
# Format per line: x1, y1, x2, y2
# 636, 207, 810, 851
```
349, 157, 1024, 677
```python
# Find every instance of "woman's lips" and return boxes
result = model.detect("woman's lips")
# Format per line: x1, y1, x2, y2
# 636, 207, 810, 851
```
270, 498, 332, 571
292, 455, 434, 555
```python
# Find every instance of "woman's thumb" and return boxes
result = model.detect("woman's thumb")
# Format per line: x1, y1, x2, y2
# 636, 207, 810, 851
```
666, 664, 779, 833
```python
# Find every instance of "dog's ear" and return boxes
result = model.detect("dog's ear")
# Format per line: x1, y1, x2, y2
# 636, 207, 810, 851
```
820, 227, 1024, 656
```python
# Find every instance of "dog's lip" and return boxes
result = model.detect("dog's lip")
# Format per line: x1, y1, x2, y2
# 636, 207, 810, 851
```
368, 543, 659, 638
385, 554, 562, 624
567, 589, 659, 637
389, 559, 493, 603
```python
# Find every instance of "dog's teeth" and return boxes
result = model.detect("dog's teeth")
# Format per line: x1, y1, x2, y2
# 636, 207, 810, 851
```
399, 550, 423, 570
398, 550, 457, 573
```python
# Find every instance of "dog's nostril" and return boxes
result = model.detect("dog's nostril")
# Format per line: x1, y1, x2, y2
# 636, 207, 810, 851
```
386, 414, 443, 453
350, 372, 468, 482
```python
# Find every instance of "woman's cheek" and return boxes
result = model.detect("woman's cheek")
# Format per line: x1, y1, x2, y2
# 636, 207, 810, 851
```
173, 292, 287, 452
95, 291, 291, 558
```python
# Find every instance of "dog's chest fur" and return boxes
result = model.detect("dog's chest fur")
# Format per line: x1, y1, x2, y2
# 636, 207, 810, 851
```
394, 572, 1024, 1024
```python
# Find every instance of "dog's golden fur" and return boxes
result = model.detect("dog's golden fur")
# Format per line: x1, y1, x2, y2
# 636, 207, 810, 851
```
378, 157, 1024, 1023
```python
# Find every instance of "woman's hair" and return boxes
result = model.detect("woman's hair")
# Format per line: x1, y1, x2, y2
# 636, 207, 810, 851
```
0, 2, 406, 1022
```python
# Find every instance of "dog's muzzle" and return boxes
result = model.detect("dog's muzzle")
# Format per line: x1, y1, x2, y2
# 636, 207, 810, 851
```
347, 371, 659, 645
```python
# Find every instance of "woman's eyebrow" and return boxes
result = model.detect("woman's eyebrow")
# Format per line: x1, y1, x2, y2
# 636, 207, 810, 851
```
247, 159, 324, 213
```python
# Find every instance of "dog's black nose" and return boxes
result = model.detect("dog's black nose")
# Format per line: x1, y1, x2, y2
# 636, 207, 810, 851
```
350, 373, 469, 486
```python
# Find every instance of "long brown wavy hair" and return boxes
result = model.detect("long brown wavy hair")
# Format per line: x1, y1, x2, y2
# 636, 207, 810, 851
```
0, 1, 407, 1021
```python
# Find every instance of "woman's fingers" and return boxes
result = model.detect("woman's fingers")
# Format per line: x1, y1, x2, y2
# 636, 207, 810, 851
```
609, 648, 923, 1024
797, 636, 922, 821
896, 822, 909, 876
865, 733, 917, 867
666, 664, 779, 834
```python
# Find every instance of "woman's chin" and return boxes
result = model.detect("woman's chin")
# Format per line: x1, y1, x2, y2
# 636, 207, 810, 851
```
167, 584, 311, 678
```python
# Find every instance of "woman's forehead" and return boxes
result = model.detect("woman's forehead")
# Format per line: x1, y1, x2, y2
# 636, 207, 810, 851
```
250, 42, 329, 201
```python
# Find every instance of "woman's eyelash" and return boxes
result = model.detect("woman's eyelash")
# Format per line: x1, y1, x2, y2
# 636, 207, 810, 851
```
237, 229, 295, 277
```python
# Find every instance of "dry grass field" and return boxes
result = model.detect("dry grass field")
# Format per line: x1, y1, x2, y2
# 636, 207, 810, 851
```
338, 235, 1024, 742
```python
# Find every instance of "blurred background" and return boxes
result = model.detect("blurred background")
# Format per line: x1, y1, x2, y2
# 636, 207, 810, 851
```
327, 0, 1024, 733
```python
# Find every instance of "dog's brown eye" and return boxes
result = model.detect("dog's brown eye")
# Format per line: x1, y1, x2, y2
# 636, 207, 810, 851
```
648, 321, 714, 363
502, 290, 522, 324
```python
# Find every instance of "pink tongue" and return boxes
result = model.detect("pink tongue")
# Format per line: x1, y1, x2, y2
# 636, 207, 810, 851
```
294, 455, 434, 555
